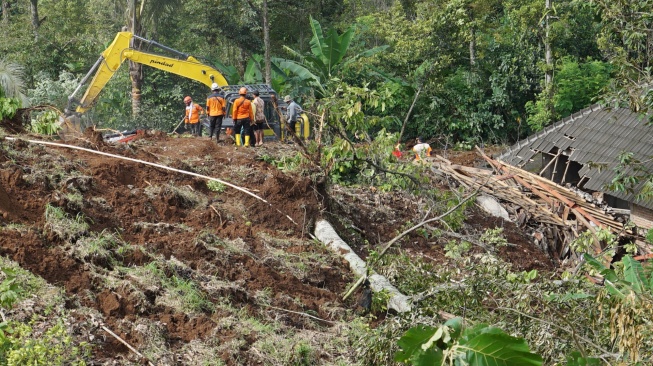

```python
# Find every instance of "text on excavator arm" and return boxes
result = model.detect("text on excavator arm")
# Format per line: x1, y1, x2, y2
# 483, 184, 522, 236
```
68, 32, 228, 114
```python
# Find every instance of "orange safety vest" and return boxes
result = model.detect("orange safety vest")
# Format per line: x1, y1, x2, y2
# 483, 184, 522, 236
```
185, 103, 203, 124
206, 95, 226, 116
232, 96, 254, 121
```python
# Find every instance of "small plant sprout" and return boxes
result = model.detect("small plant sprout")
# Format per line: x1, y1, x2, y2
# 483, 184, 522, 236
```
480, 227, 508, 247
206, 180, 226, 193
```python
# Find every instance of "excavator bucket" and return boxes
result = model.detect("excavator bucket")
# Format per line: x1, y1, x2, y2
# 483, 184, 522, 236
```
58, 115, 85, 141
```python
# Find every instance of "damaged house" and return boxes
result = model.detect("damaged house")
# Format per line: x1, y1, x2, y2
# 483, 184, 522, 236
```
497, 104, 653, 233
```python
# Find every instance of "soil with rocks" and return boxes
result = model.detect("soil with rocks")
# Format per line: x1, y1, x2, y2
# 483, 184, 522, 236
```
0, 129, 553, 364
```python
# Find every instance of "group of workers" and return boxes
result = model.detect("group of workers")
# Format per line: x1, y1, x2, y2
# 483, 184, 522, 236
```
392, 136, 433, 161
183, 84, 431, 159
182, 84, 302, 147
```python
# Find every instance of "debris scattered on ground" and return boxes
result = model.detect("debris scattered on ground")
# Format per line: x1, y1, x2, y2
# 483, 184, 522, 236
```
430, 146, 643, 265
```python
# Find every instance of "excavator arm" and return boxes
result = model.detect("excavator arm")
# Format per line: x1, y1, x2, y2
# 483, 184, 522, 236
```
68, 32, 228, 114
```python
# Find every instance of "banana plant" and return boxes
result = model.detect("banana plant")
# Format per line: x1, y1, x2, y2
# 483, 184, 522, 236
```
583, 253, 653, 299
395, 317, 542, 366
583, 253, 653, 362
275, 16, 388, 98
242, 54, 289, 94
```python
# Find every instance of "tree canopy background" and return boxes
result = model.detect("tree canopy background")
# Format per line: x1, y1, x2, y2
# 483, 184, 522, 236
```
0, 0, 643, 145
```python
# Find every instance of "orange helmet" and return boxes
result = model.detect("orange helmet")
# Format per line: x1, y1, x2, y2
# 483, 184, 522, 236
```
184, 96, 192, 103
239, 87, 247, 95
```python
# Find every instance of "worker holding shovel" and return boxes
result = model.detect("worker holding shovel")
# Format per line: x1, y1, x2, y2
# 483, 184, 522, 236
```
183, 96, 204, 137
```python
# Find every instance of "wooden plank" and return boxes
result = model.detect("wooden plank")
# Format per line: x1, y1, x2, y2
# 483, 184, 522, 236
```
478, 147, 605, 229
539, 151, 562, 176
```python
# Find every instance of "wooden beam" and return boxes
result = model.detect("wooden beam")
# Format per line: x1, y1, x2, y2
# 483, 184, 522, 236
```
539, 151, 562, 177
551, 153, 561, 182
534, 179, 604, 229
561, 159, 571, 185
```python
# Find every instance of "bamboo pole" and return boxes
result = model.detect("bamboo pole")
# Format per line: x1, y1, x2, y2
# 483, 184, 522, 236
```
539, 151, 561, 176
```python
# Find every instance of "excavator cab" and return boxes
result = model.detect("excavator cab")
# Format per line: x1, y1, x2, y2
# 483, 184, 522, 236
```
217, 85, 283, 142
216, 85, 310, 142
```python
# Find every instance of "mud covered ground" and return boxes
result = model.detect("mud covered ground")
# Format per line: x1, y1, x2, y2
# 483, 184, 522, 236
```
0, 129, 553, 365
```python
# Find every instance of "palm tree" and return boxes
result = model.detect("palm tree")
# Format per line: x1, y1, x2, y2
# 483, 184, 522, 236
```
0, 58, 25, 99
0, 58, 29, 109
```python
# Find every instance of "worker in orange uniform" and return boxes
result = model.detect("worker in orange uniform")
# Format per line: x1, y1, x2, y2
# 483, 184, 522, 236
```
231, 87, 254, 147
183, 96, 204, 137
412, 137, 432, 161
206, 83, 226, 143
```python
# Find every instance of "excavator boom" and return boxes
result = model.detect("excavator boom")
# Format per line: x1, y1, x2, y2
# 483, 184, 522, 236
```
63, 32, 309, 142
68, 32, 228, 114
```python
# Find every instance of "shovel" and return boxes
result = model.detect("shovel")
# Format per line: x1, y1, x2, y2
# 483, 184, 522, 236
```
172, 117, 186, 134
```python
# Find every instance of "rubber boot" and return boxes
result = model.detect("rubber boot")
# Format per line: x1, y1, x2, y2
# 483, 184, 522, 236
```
244, 135, 251, 147
235, 134, 241, 146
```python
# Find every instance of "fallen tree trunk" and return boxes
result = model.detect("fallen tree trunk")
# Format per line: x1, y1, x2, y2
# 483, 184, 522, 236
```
314, 219, 411, 313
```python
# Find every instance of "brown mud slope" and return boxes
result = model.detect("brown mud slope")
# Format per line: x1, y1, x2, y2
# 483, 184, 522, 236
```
0, 132, 552, 364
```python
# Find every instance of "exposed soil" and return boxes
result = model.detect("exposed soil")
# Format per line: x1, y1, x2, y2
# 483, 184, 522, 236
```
0, 129, 553, 364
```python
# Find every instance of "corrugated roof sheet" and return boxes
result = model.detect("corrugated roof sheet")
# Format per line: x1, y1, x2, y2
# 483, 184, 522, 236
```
497, 104, 653, 209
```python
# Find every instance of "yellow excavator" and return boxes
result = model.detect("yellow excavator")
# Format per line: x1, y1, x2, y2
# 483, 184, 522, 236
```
64, 31, 310, 141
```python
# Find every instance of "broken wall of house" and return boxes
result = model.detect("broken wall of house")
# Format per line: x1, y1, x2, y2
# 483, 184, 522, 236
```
631, 204, 653, 232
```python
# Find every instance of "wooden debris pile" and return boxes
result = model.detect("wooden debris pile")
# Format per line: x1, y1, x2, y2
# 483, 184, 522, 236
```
430, 147, 635, 261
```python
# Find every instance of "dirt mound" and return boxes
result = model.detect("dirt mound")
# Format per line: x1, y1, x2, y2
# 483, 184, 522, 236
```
0, 108, 29, 134
0, 133, 551, 364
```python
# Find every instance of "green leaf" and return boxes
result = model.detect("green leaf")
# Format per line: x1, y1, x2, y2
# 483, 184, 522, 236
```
622, 255, 647, 294
411, 347, 444, 366
444, 317, 463, 340
308, 16, 328, 65
244, 55, 263, 84
273, 59, 326, 95
566, 351, 601, 366
459, 325, 542, 366
396, 325, 444, 364
583, 254, 618, 283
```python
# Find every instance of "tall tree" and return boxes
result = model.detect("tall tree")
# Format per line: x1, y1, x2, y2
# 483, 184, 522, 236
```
542, 0, 555, 124
121, 0, 181, 116
29, 0, 45, 38
591, 0, 653, 113
544, 0, 553, 86
263, 0, 271, 84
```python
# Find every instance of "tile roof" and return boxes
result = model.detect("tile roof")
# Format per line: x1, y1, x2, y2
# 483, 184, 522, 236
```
497, 104, 653, 209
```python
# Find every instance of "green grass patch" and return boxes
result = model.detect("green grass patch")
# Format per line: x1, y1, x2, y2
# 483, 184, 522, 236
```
43, 204, 89, 242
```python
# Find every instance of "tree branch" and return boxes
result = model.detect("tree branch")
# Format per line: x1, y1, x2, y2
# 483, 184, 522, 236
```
378, 186, 481, 257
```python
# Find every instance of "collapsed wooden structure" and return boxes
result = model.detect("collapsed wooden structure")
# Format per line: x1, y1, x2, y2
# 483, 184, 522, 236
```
431, 147, 639, 262
496, 104, 653, 231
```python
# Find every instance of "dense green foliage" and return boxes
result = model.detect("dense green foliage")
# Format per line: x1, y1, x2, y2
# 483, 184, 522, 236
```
0, 0, 637, 144
1, 2, 652, 363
